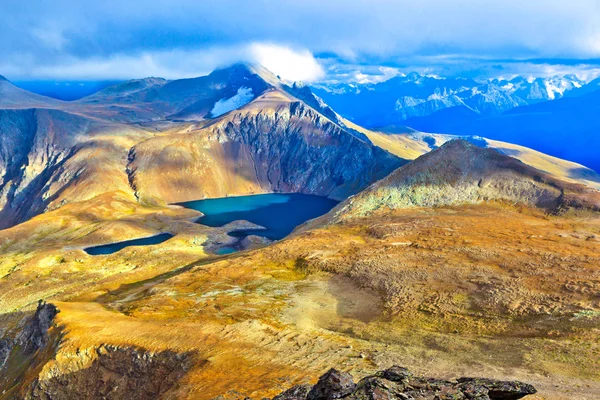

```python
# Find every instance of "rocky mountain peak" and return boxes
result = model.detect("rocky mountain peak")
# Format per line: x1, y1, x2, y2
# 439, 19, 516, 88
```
292, 81, 307, 89
405, 71, 423, 82
212, 62, 281, 87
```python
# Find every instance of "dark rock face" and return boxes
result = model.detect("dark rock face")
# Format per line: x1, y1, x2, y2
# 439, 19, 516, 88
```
456, 378, 537, 400
274, 384, 313, 400
307, 369, 356, 400
284, 82, 340, 124
27, 345, 196, 400
269, 367, 537, 400
214, 102, 404, 200
0, 108, 91, 228
0, 300, 61, 394
18, 300, 59, 355
0, 300, 59, 367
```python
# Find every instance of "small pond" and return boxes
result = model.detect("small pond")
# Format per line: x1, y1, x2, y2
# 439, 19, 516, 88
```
84, 233, 174, 255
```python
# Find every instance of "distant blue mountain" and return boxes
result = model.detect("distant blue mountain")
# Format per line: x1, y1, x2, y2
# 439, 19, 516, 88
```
403, 88, 600, 172
12, 80, 122, 101
312, 73, 585, 127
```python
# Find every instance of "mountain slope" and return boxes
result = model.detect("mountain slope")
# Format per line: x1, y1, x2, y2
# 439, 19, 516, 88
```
81, 77, 167, 103
333, 140, 600, 219
0, 77, 62, 108
0, 108, 150, 229
77, 64, 274, 121
355, 129, 600, 191
128, 90, 403, 204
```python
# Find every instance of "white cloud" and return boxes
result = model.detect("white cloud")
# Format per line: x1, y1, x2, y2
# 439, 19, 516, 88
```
0, 42, 326, 82
1, 47, 242, 80
3, 0, 600, 83
30, 25, 67, 51
352, 67, 400, 84
248, 43, 325, 82
2, 1, 600, 83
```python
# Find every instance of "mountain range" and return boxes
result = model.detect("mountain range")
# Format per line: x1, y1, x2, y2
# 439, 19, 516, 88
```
313, 73, 585, 123
312, 73, 600, 172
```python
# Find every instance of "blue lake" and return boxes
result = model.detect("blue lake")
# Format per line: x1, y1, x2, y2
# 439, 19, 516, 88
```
84, 233, 173, 255
178, 193, 339, 241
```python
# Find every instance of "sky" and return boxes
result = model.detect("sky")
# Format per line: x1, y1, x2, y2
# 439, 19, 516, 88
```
2, 0, 600, 83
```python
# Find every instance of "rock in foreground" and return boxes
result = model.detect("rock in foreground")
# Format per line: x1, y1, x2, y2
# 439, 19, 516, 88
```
271, 366, 536, 400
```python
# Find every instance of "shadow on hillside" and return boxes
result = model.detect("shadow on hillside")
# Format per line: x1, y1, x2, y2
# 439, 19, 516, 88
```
26, 345, 200, 399
569, 167, 600, 185
0, 306, 63, 397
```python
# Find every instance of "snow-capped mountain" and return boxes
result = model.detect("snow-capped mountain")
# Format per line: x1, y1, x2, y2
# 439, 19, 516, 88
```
492, 74, 584, 102
394, 89, 467, 120
312, 73, 587, 128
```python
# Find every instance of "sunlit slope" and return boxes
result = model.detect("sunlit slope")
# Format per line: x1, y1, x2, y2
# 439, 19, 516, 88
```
332, 139, 600, 220
0, 108, 157, 228
341, 118, 430, 160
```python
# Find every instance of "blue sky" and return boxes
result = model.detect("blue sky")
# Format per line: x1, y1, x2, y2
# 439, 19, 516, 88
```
3, 0, 600, 82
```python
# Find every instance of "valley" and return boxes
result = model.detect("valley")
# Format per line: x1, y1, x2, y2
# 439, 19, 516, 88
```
0, 64, 598, 400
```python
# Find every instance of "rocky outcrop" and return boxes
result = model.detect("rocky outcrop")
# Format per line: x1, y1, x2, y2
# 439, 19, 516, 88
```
27, 346, 195, 400
270, 366, 537, 400
284, 82, 340, 124
17, 300, 59, 356
0, 301, 194, 399
0, 300, 59, 369
0, 301, 61, 396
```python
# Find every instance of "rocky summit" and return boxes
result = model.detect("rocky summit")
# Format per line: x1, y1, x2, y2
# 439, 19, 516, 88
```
270, 367, 537, 400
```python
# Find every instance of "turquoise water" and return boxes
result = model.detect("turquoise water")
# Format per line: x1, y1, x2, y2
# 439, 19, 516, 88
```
178, 193, 339, 241
84, 233, 173, 255
214, 246, 239, 255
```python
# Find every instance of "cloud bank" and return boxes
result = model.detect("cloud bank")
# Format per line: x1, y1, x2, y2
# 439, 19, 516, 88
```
2, 0, 600, 81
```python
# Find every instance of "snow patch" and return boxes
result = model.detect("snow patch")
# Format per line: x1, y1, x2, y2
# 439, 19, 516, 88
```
210, 87, 254, 117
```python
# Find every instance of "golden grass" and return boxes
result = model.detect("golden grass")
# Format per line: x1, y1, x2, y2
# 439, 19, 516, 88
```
2, 202, 600, 398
